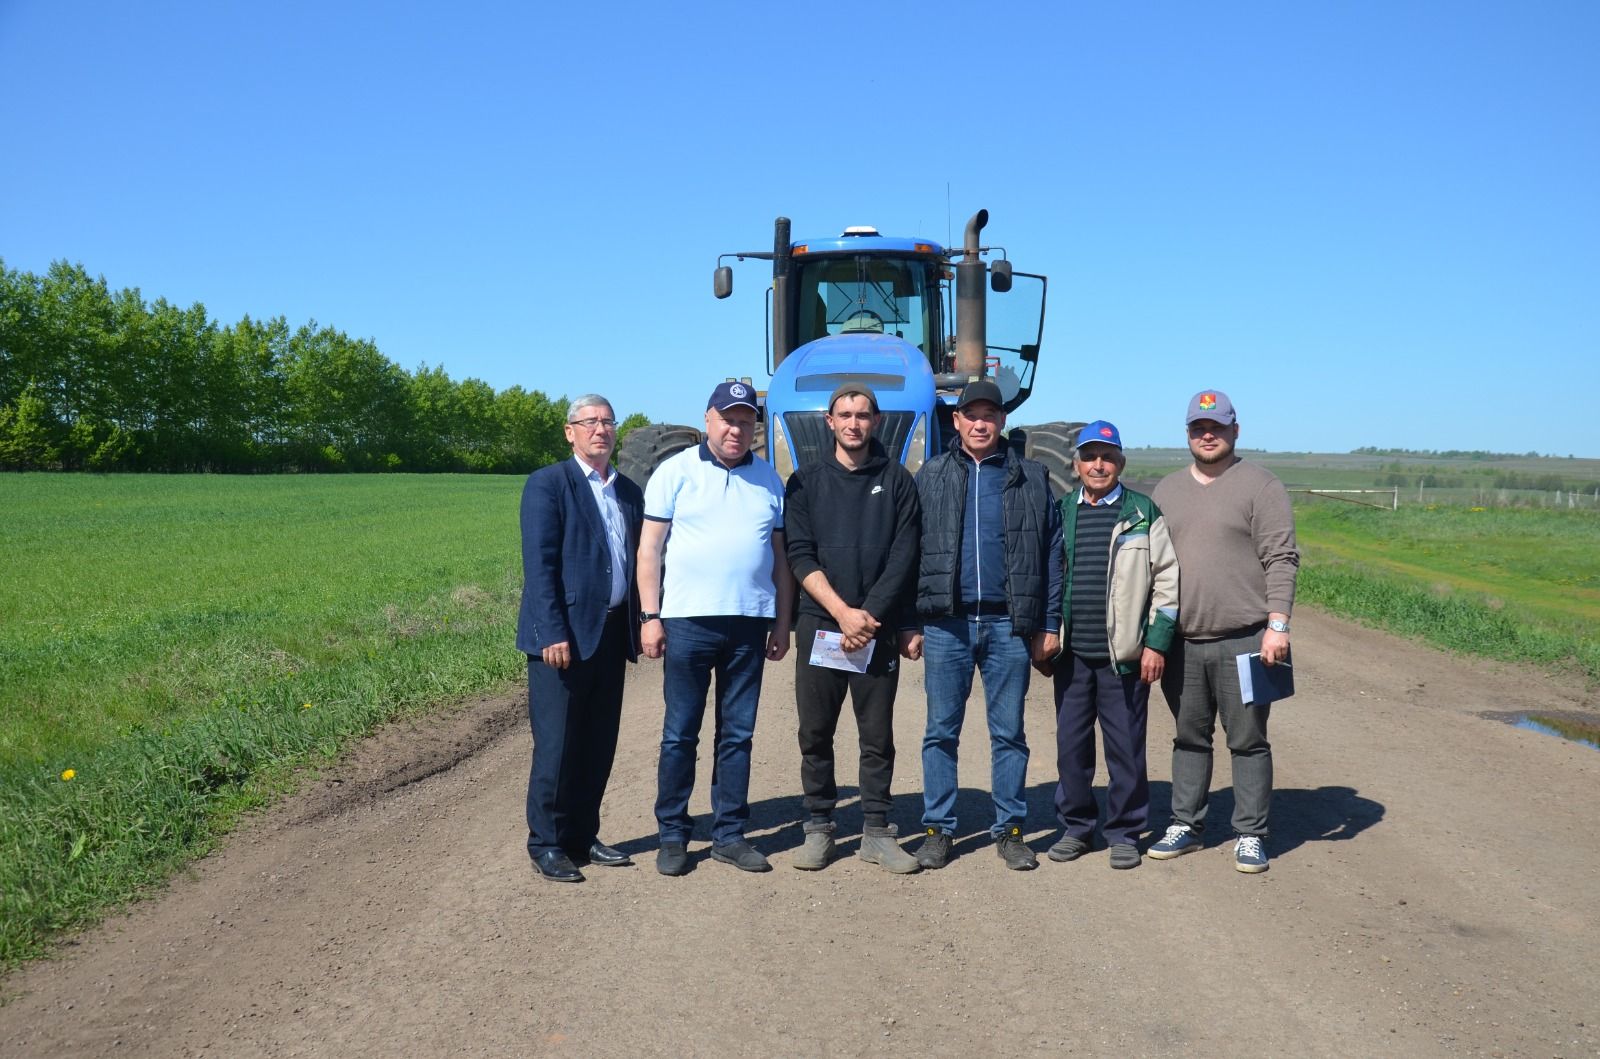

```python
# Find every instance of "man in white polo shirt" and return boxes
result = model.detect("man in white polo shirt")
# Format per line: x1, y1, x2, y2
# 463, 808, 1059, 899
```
637, 381, 795, 876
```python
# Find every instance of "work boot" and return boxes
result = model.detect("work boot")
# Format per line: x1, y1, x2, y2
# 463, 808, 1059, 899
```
791, 819, 835, 871
859, 824, 920, 874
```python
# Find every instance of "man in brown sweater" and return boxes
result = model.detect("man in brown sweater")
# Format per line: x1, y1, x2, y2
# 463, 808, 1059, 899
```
1148, 390, 1298, 873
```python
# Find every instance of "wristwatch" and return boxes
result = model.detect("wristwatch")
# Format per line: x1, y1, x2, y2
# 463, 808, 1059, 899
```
1267, 619, 1290, 634
639, 611, 661, 624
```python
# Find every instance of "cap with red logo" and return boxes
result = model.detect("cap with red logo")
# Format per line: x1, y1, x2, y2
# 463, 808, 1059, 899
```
1185, 389, 1236, 425
1073, 420, 1122, 450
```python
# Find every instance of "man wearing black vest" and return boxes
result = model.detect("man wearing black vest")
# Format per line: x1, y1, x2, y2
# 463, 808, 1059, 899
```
903, 380, 1063, 871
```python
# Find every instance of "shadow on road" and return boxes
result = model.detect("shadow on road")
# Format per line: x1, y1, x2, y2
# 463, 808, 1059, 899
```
605, 781, 1384, 863
1148, 780, 1384, 856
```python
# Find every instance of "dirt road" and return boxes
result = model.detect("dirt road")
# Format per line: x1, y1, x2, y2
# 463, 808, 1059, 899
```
2, 610, 1597, 1058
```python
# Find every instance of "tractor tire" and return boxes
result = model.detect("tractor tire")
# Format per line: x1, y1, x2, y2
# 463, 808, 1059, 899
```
1019, 421, 1088, 497
618, 424, 702, 489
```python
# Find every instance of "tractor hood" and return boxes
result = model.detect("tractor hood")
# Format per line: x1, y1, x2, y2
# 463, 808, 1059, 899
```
762, 332, 938, 473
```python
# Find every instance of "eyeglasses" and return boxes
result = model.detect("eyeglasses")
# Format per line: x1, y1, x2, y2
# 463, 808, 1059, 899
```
569, 417, 618, 431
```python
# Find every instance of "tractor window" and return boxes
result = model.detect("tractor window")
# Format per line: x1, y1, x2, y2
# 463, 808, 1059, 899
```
793, 256, 939, 361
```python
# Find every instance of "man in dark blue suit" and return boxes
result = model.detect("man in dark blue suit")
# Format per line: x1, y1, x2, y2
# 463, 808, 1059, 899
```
516, 394, 643, 883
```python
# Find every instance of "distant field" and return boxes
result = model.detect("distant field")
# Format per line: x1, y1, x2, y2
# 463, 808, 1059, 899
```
1, 473, 527, 965
1115, 449, 1600, 682
1123, 448, 1600, 508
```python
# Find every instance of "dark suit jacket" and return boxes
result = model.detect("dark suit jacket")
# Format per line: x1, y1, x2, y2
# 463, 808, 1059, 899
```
515, 457, 644, 662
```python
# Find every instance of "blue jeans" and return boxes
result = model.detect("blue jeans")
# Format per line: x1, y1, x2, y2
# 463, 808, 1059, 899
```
656, 616, 770, 846
920, 615, 1033, 835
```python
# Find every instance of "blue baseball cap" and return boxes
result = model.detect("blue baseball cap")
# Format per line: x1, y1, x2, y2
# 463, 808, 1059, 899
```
707, 380, 759, 412
1074, 420, 1122, 450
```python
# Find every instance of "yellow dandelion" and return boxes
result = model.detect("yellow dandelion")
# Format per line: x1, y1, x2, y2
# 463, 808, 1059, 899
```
301, 702, 313, 710
61, 769, 76, 781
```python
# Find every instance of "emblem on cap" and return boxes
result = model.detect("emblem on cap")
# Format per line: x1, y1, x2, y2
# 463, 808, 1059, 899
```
1199, 394, 1217, 410
1099, 426, 1114, 438
730, 382, 749, 398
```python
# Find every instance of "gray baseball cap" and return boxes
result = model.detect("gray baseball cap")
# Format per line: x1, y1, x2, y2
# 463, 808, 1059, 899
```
1185, 389, 1237, 425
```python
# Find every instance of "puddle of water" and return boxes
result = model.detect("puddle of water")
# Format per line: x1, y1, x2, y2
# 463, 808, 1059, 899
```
1482, 710, 1600, 751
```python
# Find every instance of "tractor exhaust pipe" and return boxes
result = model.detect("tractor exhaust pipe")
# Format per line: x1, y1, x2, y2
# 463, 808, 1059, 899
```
954, 209, 988, 378
771, 216, 794, 367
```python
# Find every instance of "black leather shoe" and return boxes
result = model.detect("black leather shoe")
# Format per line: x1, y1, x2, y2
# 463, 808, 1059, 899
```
586, 841, 633, 867
533, 849, 584, 883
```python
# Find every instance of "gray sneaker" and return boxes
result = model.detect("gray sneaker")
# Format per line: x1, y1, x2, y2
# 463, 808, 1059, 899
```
1108, 842, 1141, 870
859, 824, 920, 874
1148, 824, 1201, 860
915, 829, 953, 870
995, 826, 1038, 871
1047, 834, 1090, 862
791, 820, 835, 871
1234, 834, 1269, 874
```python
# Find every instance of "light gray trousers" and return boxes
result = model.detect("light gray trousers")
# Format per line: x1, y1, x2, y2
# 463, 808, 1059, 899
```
1159, 630, 1273, 837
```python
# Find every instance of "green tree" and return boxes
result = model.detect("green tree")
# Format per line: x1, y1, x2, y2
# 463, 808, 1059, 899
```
0, 382, 62, 469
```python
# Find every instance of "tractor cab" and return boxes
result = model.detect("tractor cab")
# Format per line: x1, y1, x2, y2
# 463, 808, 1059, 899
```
712, 213, 1047, 477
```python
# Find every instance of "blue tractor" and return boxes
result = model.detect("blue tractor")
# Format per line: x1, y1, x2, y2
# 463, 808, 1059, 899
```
619, 210, 1081, 491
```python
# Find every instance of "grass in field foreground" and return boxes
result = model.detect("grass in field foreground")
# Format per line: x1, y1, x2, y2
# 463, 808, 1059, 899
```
1295, 502, 1600, 683
0, 474, 527, 969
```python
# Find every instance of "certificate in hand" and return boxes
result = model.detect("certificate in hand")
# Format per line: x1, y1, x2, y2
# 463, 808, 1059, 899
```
808, 629, 875, 674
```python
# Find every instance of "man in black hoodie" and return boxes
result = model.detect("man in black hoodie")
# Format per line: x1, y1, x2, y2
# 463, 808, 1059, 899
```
783, 383, 922, 873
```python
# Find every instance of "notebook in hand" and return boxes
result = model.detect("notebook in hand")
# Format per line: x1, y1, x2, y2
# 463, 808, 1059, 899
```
1236, 650, 1294, 706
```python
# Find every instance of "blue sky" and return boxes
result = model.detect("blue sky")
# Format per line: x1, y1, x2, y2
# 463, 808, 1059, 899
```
3, 2, 1596, 456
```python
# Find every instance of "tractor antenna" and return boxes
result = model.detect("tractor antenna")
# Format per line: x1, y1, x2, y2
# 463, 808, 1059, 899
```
945, 182, 952, 248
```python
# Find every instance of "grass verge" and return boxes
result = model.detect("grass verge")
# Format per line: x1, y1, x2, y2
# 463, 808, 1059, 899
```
0, 474, 527, 969
1295, 502, 1600, 684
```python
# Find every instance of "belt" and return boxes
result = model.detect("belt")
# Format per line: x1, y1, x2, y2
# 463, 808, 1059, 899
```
957, 601, 1009, 617
1185, 621, 1265, 643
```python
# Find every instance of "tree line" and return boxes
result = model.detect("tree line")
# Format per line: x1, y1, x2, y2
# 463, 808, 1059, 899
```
0, 260, 644, 473
1352, 446, 1547, 461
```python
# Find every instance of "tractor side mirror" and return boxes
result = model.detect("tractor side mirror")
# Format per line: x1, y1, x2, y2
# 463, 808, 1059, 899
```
714, 266, 733, 299
990, 259, 1013, 293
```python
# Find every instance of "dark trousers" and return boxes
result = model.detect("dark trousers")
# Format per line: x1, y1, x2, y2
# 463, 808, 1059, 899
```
1052, 652, 1150, 847
525, 607, 629, 859
793, 613, 900, 822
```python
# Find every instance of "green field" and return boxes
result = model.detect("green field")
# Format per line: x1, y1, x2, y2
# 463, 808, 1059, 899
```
1, 474, 527, 967
1292, 502, 1600, 681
